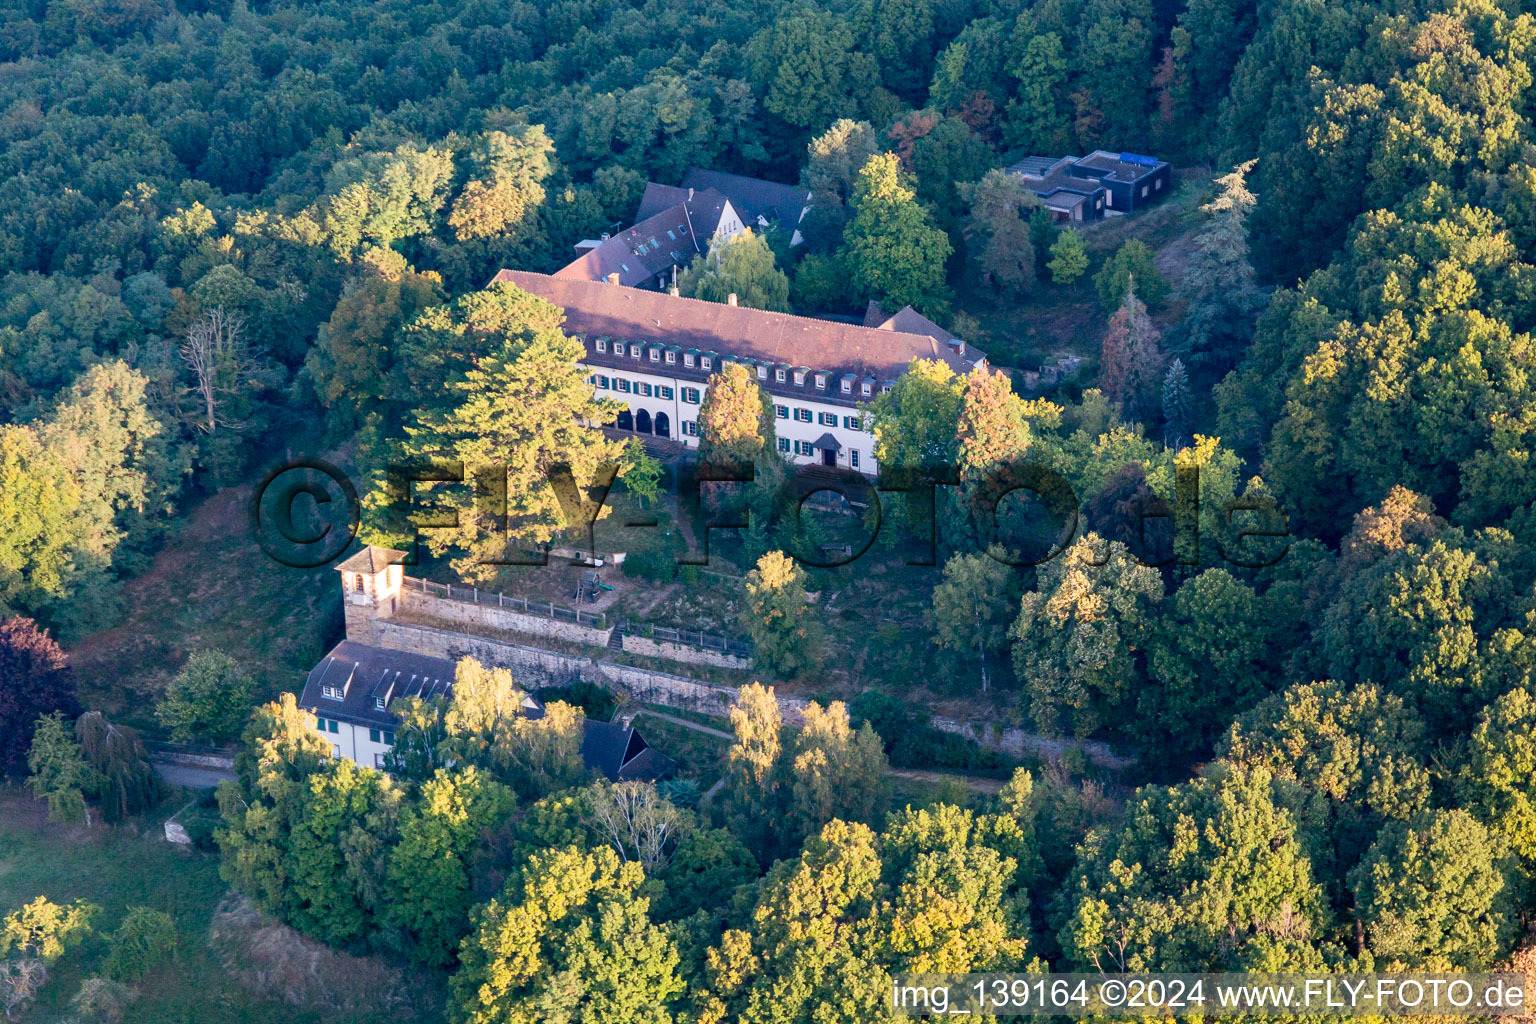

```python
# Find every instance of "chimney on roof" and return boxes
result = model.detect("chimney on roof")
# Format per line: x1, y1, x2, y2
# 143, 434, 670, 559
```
607, 272, 621, 286
668, 285, 680, 296
727, 292, 738, 306
688, 187, 694, 200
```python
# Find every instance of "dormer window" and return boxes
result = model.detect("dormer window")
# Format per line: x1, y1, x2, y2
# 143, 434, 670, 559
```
861, 381, 872, 396
665, 350, 676, 364
814, 374, 826, 390
756, 365, 768, 380
612, 342, 625, 357
321, 685, 343, 700
775, 368, 786, 382
374, 696, 387, 710
649, 348, 660, 362
701, 356, 712, 371
840, 378, 852, 394
632, 345, 642, 359
595, 338, 607, 353
793, 371, 805, 386
684, 352, 696, 367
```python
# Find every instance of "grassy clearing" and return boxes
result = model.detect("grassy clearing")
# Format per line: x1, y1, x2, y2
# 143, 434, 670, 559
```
954, 168, 1216, 372
66, 481, 343, 733
0, 788, 339, 1023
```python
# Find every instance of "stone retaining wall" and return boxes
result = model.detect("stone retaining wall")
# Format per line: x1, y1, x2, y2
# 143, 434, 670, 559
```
400, 588, 612, 647
375, 620, 804, 723
621, 634, 754, 671
373, 622, 1129, 769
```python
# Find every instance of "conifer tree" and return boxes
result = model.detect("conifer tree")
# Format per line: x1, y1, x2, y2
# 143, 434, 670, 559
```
1094, 240, 1168, 310
1161, 357, 1191, 449
1100, 283, 1164, 422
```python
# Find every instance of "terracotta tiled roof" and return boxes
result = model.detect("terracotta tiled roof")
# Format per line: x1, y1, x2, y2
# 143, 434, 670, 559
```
490, 270, 985, 388
871, 304, 959, 346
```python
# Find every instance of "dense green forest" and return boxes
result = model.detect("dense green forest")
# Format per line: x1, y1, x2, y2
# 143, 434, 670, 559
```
4, 0, 1536, 1016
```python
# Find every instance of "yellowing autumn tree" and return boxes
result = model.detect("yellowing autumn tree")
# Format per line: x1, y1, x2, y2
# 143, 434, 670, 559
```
787, 700, 888, 838
740, 551, 823, 678
696, 362, 776, 468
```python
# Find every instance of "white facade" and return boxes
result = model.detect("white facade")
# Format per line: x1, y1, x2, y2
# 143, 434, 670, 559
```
309, 715, 396, 769
583, 354, 879, 473
713, 200, 746, 243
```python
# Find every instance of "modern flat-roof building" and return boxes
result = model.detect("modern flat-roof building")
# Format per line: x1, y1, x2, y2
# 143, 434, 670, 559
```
1007, 150, 1172, 220
490, 269, 987, 474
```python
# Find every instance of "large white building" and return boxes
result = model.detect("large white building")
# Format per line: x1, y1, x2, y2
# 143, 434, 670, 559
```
491, 270, 988, 475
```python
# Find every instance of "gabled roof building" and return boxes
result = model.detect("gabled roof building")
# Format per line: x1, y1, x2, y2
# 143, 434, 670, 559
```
562, 169, 811, 289
300, 638, 675, 782
678, 168, 811, 245
562, 188, 744, 289
490, 268, 987, 473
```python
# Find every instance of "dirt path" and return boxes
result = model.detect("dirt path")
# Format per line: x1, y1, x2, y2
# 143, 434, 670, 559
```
634, 708, 733, 740
887, 768, 1006, 794
636, 709, 1009, 795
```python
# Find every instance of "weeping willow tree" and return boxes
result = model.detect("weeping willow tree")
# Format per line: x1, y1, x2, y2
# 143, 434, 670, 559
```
75, 712, 161, 822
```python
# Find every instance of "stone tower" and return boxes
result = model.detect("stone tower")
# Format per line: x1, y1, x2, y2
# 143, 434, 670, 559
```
335, 545, 405, 646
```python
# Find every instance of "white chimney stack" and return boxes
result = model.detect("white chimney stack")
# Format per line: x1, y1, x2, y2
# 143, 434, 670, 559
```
607, 272, 620, 286
727, 292, 738, 306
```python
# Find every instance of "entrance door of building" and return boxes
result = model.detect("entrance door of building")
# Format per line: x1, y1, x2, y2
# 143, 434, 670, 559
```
821, 447, 836, 466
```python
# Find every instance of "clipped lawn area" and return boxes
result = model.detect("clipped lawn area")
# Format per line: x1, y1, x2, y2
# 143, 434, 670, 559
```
0, 789, 335, 1023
